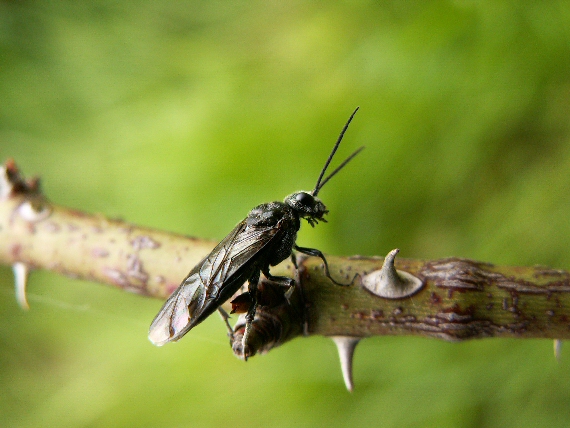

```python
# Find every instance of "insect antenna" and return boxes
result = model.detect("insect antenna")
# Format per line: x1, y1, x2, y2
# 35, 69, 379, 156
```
314, 145, 364, 194
312, 107, 364, 196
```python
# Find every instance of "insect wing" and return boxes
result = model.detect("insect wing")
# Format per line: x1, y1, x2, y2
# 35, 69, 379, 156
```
148, 219, 283, 346
148, 273, 206, 346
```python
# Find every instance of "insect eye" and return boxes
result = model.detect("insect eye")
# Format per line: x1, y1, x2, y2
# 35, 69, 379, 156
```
296, 192, 313, 206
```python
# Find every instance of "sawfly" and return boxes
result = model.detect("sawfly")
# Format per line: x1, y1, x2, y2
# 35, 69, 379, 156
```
149, 107, 363, 355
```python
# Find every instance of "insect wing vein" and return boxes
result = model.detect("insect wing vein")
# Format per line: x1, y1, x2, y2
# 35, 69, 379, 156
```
148, 272, 204, 346
199, 221, 246, 290
148, 221, 282, 346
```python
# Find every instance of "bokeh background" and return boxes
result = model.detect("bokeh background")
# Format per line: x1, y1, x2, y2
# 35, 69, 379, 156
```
2, 1, 570, 427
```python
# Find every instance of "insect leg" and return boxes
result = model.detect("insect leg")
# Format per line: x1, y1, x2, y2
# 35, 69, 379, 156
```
290, 252, 298, 269
242, 270, 260, 360
217, 307, 234, 340
262, 267, 295, 288
294, 245, 350, 286
262, 266, 296, 303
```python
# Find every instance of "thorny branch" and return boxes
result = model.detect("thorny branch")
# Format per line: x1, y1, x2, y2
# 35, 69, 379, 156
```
1, 160, 569, 391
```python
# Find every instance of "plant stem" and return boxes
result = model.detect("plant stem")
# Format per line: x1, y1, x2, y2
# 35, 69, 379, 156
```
2, 159, 569, 360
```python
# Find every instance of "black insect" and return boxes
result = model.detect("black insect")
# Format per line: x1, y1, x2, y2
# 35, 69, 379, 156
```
149, 107, 363, 355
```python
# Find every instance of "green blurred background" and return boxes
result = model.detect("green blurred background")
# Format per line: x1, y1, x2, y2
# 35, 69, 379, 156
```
2, 1, 570, 427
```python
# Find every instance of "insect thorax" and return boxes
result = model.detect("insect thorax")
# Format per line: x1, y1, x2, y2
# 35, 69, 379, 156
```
246, 201, 294, 226
246, 201, 300, 266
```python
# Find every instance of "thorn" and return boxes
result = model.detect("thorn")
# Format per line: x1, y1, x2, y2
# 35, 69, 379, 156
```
332, 336, 360, 392
17, 199, 51, 222
0, 164, 15, 199
12, 262, 30, 310
361, 249, 424, 299
554, 339, 562, 361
